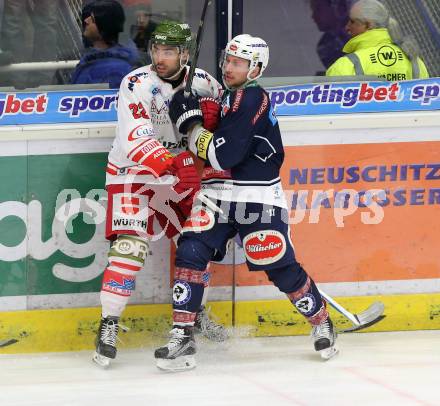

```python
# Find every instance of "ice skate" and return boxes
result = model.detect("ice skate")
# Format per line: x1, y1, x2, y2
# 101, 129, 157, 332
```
311, 317, 339, 360
155, 326, 196, 372
92, 316, 119, 368
195, 306, 229, 342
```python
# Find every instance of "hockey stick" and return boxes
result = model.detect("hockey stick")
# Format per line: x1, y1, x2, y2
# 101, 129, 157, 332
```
319, 290, 385, 333
0, 338, 18, 348
184, 0, 212, 97
196, 193, 386, 333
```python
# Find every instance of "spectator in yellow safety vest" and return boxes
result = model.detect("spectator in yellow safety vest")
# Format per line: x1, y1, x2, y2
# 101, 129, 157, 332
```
326, 0, 429, 80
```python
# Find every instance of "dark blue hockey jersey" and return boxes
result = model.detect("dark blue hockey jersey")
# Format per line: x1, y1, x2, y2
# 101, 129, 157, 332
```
200, 84, 287, 208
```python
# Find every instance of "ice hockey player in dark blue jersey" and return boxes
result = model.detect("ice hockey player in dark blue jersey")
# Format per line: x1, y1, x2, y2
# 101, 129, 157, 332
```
154, 34, 338, 371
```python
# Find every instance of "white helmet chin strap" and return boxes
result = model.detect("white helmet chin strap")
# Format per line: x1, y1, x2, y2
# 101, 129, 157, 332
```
223, 75, 254, 91
163, 53, 188, 80
247, 67, 262, 82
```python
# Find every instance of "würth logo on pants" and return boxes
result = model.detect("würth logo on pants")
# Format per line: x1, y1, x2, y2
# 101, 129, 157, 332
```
121, 196, 140, 215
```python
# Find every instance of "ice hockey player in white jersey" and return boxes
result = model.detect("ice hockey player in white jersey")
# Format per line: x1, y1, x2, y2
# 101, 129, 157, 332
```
93, 20, 228, 368
154, 34, 339, 371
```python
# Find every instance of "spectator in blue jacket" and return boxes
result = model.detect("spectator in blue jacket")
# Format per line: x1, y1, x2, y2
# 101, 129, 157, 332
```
71, 0, 140, 89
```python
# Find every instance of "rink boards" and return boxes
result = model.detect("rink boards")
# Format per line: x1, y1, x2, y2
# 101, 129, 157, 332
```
1, 108, 440, 352
1, 294, 440, 353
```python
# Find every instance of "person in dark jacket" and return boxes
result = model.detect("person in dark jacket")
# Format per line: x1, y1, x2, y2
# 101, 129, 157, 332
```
311, 0, 352, 74
71, 0, 139, 89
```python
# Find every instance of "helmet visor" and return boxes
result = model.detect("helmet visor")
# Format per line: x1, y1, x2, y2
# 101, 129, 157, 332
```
150, 42, 181, 61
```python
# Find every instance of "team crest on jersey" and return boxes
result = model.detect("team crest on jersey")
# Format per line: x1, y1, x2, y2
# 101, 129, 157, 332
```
243, 230, 286, 265
150, 98, 171, 125
150, 98, 169, 114
150, 99, 171, 125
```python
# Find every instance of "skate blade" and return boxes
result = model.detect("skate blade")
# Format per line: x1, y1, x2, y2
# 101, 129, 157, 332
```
320, 346, 339, 360
92, 351, 112, 368
156, 355, 196, 372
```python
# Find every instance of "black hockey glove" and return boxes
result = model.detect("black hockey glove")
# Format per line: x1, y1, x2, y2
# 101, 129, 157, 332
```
169, 89, 203, 134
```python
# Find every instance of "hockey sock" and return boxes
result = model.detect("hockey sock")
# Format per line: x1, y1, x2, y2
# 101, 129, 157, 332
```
200, 263, 211, 307
100, 235, 148, 317
286, 276, 329, 326
172, 267, 208, 327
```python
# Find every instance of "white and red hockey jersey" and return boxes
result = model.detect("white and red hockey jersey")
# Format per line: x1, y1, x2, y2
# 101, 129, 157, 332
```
106, 65, 222, 186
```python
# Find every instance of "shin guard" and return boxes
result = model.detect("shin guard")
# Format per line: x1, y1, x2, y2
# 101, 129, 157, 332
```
100, 235, 148, 317
286, 276, 329, 326
173, 267, 209, 326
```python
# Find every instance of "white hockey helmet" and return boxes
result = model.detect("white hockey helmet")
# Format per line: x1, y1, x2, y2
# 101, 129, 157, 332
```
221, 34, 269, 84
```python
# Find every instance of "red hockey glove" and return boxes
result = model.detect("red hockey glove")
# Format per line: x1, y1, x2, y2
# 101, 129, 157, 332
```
171, 152, 201, 216
200, 97, 221, 132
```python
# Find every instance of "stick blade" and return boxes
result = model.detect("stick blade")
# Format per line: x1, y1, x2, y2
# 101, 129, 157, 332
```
357, 301, 385, 324
339, 301, 386, 333
0, 338, 18, 348
339, 315, 386, 333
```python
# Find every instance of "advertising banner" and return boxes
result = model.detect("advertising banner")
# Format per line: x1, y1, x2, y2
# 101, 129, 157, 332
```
1, 84, 440, 312
0, 90, 117, 125
0, 78, 438, 126
204, 140, 440, 292
0, 153, 108, 297
270, 79, 440, 115
0, 148, 231, 308
2, 138, 440, 302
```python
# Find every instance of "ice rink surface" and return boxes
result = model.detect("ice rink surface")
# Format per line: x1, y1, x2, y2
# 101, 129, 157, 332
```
1, 330, 439, 406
